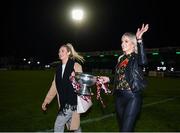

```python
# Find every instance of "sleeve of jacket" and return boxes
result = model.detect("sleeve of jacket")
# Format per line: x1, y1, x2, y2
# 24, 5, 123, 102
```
43, 77, 57, 104
137, 41, 148, 65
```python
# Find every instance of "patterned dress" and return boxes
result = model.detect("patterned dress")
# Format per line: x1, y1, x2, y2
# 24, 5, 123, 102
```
115, 54, 132, 90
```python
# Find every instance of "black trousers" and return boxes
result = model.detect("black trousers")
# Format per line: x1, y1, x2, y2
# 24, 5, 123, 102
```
115, 90, 142, 132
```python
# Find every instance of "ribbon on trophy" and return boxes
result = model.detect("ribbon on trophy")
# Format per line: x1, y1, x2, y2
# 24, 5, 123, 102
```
70, 75, 92, 101
70, 75, 81, 92
70, 75, 92, 113
70, 75, 111, 108
96, 77, 111, 108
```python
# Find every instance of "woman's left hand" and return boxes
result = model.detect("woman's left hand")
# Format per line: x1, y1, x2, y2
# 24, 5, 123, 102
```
98, 76, 110, 83
136, 23, 149, 39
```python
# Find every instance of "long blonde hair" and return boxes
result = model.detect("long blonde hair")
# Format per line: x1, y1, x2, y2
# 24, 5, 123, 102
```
61, 43, 85, 63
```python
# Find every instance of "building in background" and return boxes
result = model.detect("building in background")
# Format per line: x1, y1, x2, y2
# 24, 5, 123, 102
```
0, 47, 180, 77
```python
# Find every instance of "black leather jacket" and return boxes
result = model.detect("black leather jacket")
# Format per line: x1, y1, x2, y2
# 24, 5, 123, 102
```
125, 42, 148, 92
114, 41, 148, 93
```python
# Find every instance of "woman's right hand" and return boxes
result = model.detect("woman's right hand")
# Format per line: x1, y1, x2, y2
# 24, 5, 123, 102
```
42, 101, 48, 111
136, 23, 149, 39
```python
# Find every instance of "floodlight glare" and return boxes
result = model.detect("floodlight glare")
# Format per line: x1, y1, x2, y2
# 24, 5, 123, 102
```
72, 9, 84, 21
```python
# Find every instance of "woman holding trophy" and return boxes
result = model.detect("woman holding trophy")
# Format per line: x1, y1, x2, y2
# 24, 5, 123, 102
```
42, 43, 84, 132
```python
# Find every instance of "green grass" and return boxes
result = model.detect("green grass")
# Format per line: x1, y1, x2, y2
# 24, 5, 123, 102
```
0, 70, 180, 132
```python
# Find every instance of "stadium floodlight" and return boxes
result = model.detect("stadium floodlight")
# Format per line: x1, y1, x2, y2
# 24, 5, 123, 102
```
71, 8, 84, 21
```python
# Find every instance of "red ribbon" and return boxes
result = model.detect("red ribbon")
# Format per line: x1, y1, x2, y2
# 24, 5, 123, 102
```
70, 75, 111, 107
70, 76, 91, 101
69, 76, 81, 91
96, 77, 111, 108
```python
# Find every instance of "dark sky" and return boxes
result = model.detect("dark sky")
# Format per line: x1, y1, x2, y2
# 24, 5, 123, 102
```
2, 0, 179, 63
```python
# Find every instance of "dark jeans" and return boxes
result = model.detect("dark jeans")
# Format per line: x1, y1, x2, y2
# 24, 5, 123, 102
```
115, 90, 142, 132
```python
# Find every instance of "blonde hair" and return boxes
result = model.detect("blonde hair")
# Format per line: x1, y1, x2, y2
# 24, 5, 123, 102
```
122, 32, 138, 54
61, 43, 85, 63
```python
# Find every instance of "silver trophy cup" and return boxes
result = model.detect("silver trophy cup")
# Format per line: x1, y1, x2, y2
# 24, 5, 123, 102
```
74, 73, 97, 95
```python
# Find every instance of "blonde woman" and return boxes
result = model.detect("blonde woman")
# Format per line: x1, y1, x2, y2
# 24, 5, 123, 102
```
42, 43, 84, 132
101, 24, 149, 131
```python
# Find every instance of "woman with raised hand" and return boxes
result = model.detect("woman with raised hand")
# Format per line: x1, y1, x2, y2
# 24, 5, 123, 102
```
101, 23, 149, 132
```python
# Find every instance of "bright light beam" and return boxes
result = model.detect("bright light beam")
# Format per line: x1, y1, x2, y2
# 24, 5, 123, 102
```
71, 9, 84, 21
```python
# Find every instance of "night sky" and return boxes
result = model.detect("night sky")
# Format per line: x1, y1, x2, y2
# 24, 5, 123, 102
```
2, 0, 179, 64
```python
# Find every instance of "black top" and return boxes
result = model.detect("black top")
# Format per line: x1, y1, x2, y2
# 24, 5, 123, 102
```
114, 42, 148, 93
